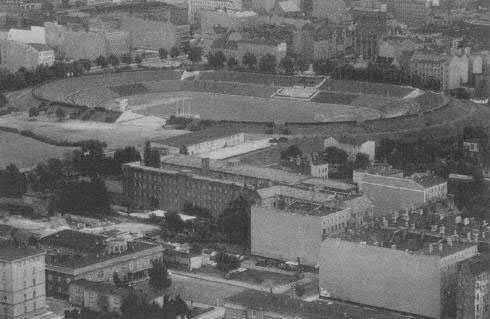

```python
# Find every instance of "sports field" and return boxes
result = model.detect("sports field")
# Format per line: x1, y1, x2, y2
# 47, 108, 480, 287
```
101, 92, 383, 123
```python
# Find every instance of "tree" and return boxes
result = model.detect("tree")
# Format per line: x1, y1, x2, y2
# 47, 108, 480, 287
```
227, 57, 238, 69
149, 258, 172, 290
159, 48, 168, 60
113, 272, 126, 288
259, 54, 277, 73
0, 93, 7, 108
218, 194, 254, 246
81, 59, 92, 71
208, 51, 226, 69
143, 141, 160, 168
163, 211, 185, 233
354, 153, 370, 169
53, 178, 111, 216
95, 55, 108, 68
134, 55, 143, 65
242, 52, 257, 70
112, 146, 140, 175
170, 46, 180, 58
280, 144, 303, 160
0, 164, 27, 198
28, 107, 39, 118
107, 54, 120, 66
55, 108, 66, 121
188, 47, 202, 63
323, 146, 348, 164
214, 252, 240, 272
296, 58, 309, 73
280, 56, 295, 75
121, 54, 133, 65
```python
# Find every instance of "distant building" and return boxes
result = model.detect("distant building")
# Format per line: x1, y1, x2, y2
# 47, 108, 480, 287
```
456, 252, 490, 319
7, 26, 45, 44
378, 37, 425, 71
464, 139, 481, 153
353, 170, 447, 217
273, 0, 303, 18
409, 51, 469, 91
251, 186, 373, 266
69, 280, 133, 314
0, 40, 54, 72
0, 246, 47, 319
393, 0, 433, 27
188, 0, 246, 25
303, 0, 348, 22
39, 230, 163, 299
324, 136, 376, 163
352, 0, 388, 60
223, 290, 427, 319
320, 231, 479, 318
152, 130, 245, 156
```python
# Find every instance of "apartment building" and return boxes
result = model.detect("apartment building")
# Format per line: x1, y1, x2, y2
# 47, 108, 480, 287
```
320, 232, 478, 318
0, 40, 54, 72
352, 0, 388, 60
0, 246, 46, 319
69, 280, 133, 314
188, 0, 245, 25
304, 0, 348, 23
393, 0, 433, 27
7, 26, 45, 44
251, 186, 373, 267
39, 230, 163, 299
409, 51, 469, 91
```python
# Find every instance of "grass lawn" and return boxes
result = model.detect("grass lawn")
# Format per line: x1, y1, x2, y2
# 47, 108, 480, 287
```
0, 131, 74, 169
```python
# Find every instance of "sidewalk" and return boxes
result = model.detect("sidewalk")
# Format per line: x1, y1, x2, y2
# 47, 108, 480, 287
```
172, 270, 270, 292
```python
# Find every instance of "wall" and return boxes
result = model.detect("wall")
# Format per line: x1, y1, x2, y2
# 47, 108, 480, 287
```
251, 205, 322, 266
319, 239, 442, 318
7, 26, 45, 44
0, 41, 42, 72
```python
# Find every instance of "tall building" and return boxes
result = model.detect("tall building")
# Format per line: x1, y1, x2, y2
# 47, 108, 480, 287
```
319, 230, 479, 318
393, 0, 433, 27
456, 252, 490, 319
352, 0, 388, 59
251, 186, 373, 266
188, 0, 245, 25
0, 246, 47, 319
303, 0, 348, 23
39, 230, 163, 299
0, 40, 54, 72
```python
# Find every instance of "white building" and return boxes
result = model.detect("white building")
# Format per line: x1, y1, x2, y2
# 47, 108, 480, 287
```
0, 247, 47, 319
7, 26, 46, 44
324, 136, 375, 162
188, 0, 244, 24
0, 41, 54, 72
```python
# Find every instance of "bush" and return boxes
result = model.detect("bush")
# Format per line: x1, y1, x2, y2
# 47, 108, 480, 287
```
295, 285, 305, 297
214, 252, 240, 272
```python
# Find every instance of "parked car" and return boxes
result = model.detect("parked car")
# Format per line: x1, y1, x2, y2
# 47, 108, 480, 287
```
279, 261, 303, 272
225, 267, 247, 279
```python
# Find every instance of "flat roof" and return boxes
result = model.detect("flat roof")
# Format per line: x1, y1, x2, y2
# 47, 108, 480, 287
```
225, 290, 427, 319
257, 185, 335, 203
0, 246, 45, 261
299, 177, 357, 192
287, 201, 345, 217
71, 279, 132, 297
153, 126, 243, 148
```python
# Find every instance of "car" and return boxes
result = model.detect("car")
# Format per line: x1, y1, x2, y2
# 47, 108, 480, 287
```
279, 261, 303, 272
225, 267, 247, 279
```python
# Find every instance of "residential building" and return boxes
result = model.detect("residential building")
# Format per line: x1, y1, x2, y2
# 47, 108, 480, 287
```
223, 290, 428, 319
319, 230, 479, 318
188, 0, 245, 25
44, 22, 130, 60
409, 51, 469, 91
6, 26, 45, 44
353, 170, 447, 217
393, 0, 433, 27
352, 0, 388, 60
39, 230, 163, 299
0, 40, 54, 72
456, 252, 490, 319
69, 280, 133, 314
0, 246, 46, 319
251, 186, 373, 266
378, 37, 425, 71
163, 249, 203, 271
152, 130, 245, 156
304, 0, 348, 23
272, 0, 303, 18
464, 139, 481, 153
324, 136, 376, 162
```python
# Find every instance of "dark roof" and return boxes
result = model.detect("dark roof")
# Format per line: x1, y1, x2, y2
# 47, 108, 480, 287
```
40, 229, 108, 252
153, 126, 243, 148
337, 135, 372, 146
225, 290, 426, 319
0, 224, 15, 237
28, 43, 53, 52
0, 246, 44, 261
411, 174, 446, 188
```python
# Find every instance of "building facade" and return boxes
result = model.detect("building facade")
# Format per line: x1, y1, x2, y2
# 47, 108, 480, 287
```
7, 26, 45, 44
320, 235, 478, 318
69, 280, 131, 314
0, 247, 46, 319
352, 1, 388, 60
393, 0, 432, 27
39, 230, 163, 299
0, 41, 54, 72
188, 0, 244, 25
153, 132, 245, 156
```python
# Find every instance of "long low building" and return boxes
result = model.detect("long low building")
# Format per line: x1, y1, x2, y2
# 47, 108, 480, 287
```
39, 230, 163, 299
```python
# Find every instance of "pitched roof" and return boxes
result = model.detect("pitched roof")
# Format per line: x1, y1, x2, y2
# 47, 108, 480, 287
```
0, 246, 45, 261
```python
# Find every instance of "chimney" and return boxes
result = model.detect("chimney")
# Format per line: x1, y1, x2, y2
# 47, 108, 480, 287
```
201, 158, 210, 176
429, 243, 433, 253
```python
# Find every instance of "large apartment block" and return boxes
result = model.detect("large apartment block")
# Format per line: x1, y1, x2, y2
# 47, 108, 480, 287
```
0, 41, 54, 72
0, 247, 47, 319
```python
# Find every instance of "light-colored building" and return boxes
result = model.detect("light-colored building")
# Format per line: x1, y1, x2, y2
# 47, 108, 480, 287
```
307, 0, 348, 23
0, 246, 47, 319
324, 136, 375, 163
0, 41, 54, 72
251, 186, 372, 267
320, 232, 478, 319
188, 0, 245, 25
409, 51, 469, 91
353, 170, 447, 217
378, 37, 425, 70
39, 230, 163, 299
152, 130, 245, 156
7, 26, 45, 44
393, 0, 433, 27
69, 280, 132, 314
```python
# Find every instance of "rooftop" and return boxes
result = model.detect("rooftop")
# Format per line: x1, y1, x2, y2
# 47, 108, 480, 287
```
354, 164, 403, 177
287, 201, 346, 217
0, 246, 45, 262
359, 173, 446, 190
410, 173, 447, 188
28, 43, 53, 52
71, 279, 132, 298
257, 185, 335, 203
225, 290, 427, 319
153, 127, 243, 148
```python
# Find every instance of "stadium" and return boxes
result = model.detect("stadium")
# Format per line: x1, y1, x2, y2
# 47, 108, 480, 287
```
30, 69, 486, 139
